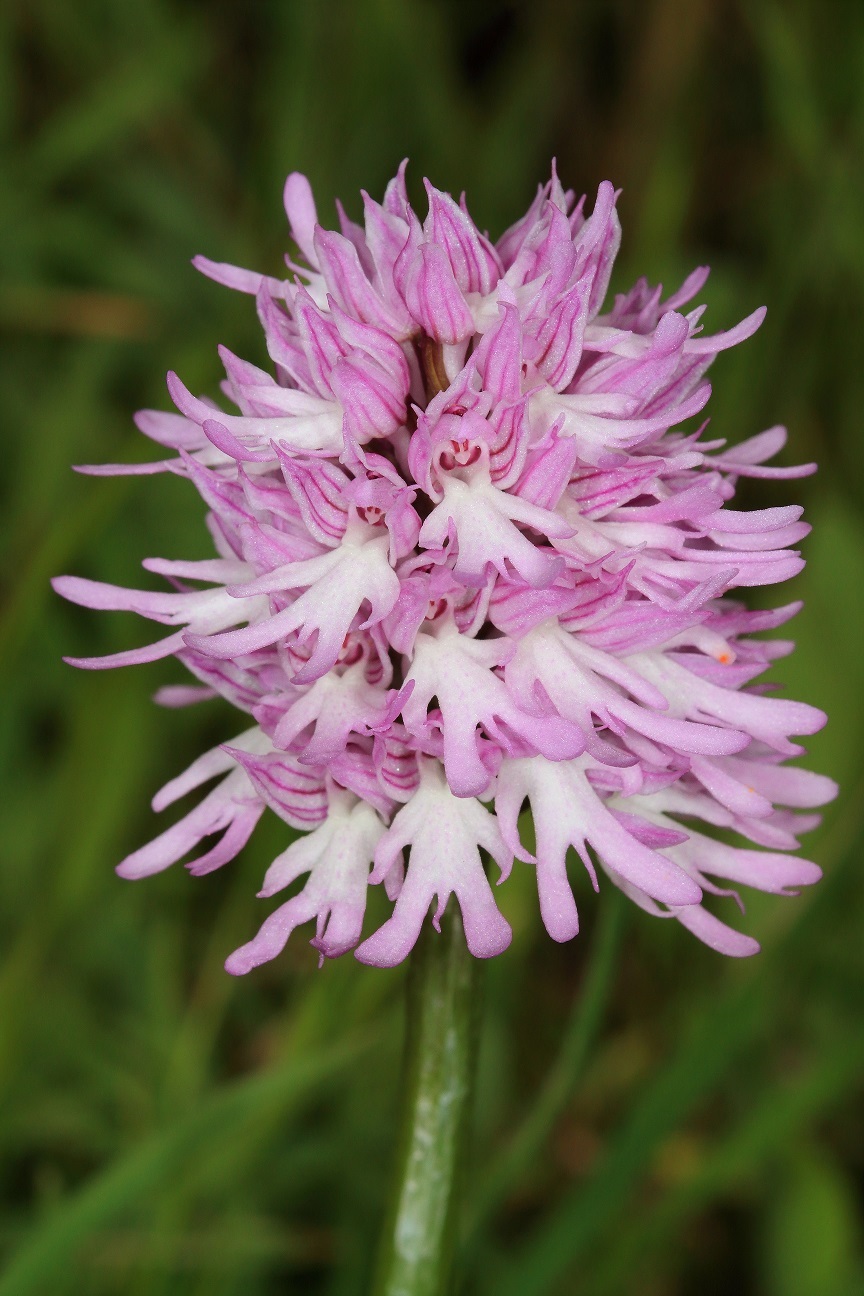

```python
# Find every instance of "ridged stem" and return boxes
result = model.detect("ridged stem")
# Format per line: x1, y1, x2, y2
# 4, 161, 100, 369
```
372, 910, 479, 1296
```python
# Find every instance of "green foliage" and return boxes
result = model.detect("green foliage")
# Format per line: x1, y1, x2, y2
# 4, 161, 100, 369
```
761, 1147, 864, 1296
1, 1, 863, 1292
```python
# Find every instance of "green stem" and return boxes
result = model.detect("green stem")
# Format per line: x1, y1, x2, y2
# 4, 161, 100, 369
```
373, 909, 479, 1296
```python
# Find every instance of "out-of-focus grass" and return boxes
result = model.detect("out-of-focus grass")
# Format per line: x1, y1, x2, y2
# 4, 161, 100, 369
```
1, 1, 863, 1293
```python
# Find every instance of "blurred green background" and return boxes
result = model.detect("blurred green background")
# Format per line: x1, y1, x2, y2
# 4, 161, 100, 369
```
2, 0, 864, 1292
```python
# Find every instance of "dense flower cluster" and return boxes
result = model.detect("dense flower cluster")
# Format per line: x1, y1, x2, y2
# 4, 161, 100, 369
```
55, 164, 835, 972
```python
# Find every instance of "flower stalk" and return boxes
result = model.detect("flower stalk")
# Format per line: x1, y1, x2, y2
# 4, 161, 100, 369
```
373, 907, 479, 1296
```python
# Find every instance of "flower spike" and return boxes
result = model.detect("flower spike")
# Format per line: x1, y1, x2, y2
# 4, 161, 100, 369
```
56, 162, 833, 971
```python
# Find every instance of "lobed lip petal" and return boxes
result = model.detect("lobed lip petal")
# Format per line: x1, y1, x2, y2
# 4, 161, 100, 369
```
355, 760, 512, 967
496, 755, 702, 934
116, 766, 264, 880
226, 796, 384, 972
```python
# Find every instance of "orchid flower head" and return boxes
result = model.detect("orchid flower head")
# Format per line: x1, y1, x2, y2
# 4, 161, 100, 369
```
55, 163, 833, 973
